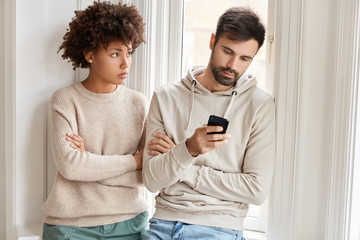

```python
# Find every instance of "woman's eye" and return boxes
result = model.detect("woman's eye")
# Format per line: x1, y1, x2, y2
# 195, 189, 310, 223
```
111, 53, 118, 57
127, 51, 134, 57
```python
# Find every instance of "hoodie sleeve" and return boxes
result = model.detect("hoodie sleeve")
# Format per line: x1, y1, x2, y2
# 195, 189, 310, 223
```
180, 98, 276, 205
51, 90, 138, 182
142, 93, 197, 193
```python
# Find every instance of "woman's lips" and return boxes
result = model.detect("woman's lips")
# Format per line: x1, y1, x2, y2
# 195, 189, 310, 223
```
118, 73, 128, 79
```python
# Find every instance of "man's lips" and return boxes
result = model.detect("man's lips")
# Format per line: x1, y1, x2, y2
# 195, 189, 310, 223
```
222, 70, 234, 78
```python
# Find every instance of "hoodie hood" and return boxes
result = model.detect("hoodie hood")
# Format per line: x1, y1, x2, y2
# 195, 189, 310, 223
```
182, 66, 258, 129
182, 65, 257, 96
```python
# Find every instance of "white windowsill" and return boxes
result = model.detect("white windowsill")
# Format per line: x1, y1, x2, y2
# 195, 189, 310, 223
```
244, 230, 267, 240
17, 224, 42, 240
17, 223, 267, 240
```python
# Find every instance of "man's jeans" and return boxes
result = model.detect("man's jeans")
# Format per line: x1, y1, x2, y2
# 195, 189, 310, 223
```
146, 218, 245, 240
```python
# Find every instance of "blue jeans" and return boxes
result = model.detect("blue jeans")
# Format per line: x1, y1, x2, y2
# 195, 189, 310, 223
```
146, 218, 245, 240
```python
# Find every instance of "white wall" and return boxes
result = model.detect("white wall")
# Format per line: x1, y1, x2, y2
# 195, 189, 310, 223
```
15, 0, 78, 225
1, 0, 6, 238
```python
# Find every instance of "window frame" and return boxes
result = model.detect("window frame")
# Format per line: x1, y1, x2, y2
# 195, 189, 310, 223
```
125, 0, 184, 99
325, 0, 360, 239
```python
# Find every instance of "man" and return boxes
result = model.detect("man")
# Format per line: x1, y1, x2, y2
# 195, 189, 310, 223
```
143, 7, 275, 240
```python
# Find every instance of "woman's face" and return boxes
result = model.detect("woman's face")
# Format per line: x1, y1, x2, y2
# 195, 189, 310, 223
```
86, 40, 133, 86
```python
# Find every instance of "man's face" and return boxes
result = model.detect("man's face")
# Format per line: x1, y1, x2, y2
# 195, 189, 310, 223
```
209, 34, 259, 87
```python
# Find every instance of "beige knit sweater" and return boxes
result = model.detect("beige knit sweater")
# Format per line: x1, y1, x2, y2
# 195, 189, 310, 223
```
42, 82, 148, 227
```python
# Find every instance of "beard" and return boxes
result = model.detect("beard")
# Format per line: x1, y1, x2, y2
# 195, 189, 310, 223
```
210, 54, 241, 87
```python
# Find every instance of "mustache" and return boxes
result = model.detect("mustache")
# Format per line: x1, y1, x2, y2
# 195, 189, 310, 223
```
218, 67, 238, 75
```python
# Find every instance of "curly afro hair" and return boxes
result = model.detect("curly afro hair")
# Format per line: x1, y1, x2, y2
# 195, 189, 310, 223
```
58, 1, 145, 70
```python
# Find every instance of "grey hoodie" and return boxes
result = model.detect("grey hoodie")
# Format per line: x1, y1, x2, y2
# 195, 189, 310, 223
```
143, 66, 276, 230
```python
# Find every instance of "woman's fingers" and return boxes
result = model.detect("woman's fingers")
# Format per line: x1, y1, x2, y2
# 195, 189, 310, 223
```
147, 132, 176, 155
66, 133, 81, 146
66, 132, 85, 152
70, 143, 80, 150
148, 150, 161, 156
148, 138, 170, 149
154, 132, 175, 147
147, 142, 169, 154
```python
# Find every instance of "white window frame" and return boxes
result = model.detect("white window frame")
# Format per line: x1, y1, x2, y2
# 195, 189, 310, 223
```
350, 40, 360, 239
4, 0, 17, 238
125, 0, 183, 99
325, 0, 360, 239
267, 0, 305, 238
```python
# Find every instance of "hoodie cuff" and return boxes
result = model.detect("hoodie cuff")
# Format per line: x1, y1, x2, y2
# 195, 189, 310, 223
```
172, 140, 197, 168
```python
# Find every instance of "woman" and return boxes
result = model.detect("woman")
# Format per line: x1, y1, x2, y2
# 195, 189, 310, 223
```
41, 2, 169, 239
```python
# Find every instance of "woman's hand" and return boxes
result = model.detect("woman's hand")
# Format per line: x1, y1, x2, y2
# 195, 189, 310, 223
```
133, 149, 144, 170
148, 132, 175, 156
66, 132, 85, 152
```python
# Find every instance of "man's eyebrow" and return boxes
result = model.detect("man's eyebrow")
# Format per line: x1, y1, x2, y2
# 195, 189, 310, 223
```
222, 45, 254, 60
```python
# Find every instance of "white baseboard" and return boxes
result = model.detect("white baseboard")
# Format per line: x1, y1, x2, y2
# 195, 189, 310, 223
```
17, 224, 42, 240
16, 223, 266, 240
244, 230, 267, 240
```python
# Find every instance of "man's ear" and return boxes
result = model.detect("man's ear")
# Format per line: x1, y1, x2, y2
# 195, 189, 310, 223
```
83, 50, 94, 63
209, 33, 216, 51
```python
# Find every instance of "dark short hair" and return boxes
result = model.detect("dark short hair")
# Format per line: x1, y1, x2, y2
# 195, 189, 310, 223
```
58, 1, 145, 70
214, 7, 265, 49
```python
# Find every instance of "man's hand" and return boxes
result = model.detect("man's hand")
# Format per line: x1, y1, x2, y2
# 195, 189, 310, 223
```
148, 132, 175, 156
185, 125, 231, 157
66, 132, 85, 152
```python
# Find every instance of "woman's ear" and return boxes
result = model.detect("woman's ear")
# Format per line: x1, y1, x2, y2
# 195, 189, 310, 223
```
209, 33, 216, 51
83, 50, 94, 63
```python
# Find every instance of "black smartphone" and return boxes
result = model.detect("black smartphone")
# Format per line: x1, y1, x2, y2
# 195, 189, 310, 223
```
207, 115, 229, 134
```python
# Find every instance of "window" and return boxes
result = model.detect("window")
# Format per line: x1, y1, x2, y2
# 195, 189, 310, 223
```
350, 71, 360, 239
182, 0, 272, 235
347, 5, 360, 238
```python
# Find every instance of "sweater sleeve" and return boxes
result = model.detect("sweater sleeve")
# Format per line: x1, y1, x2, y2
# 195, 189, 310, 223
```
142, 94, 196, 193
97, 132, 147, 187
97, 170, 143, 187
51, 91, 137, 182
179, 99, 276, 205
